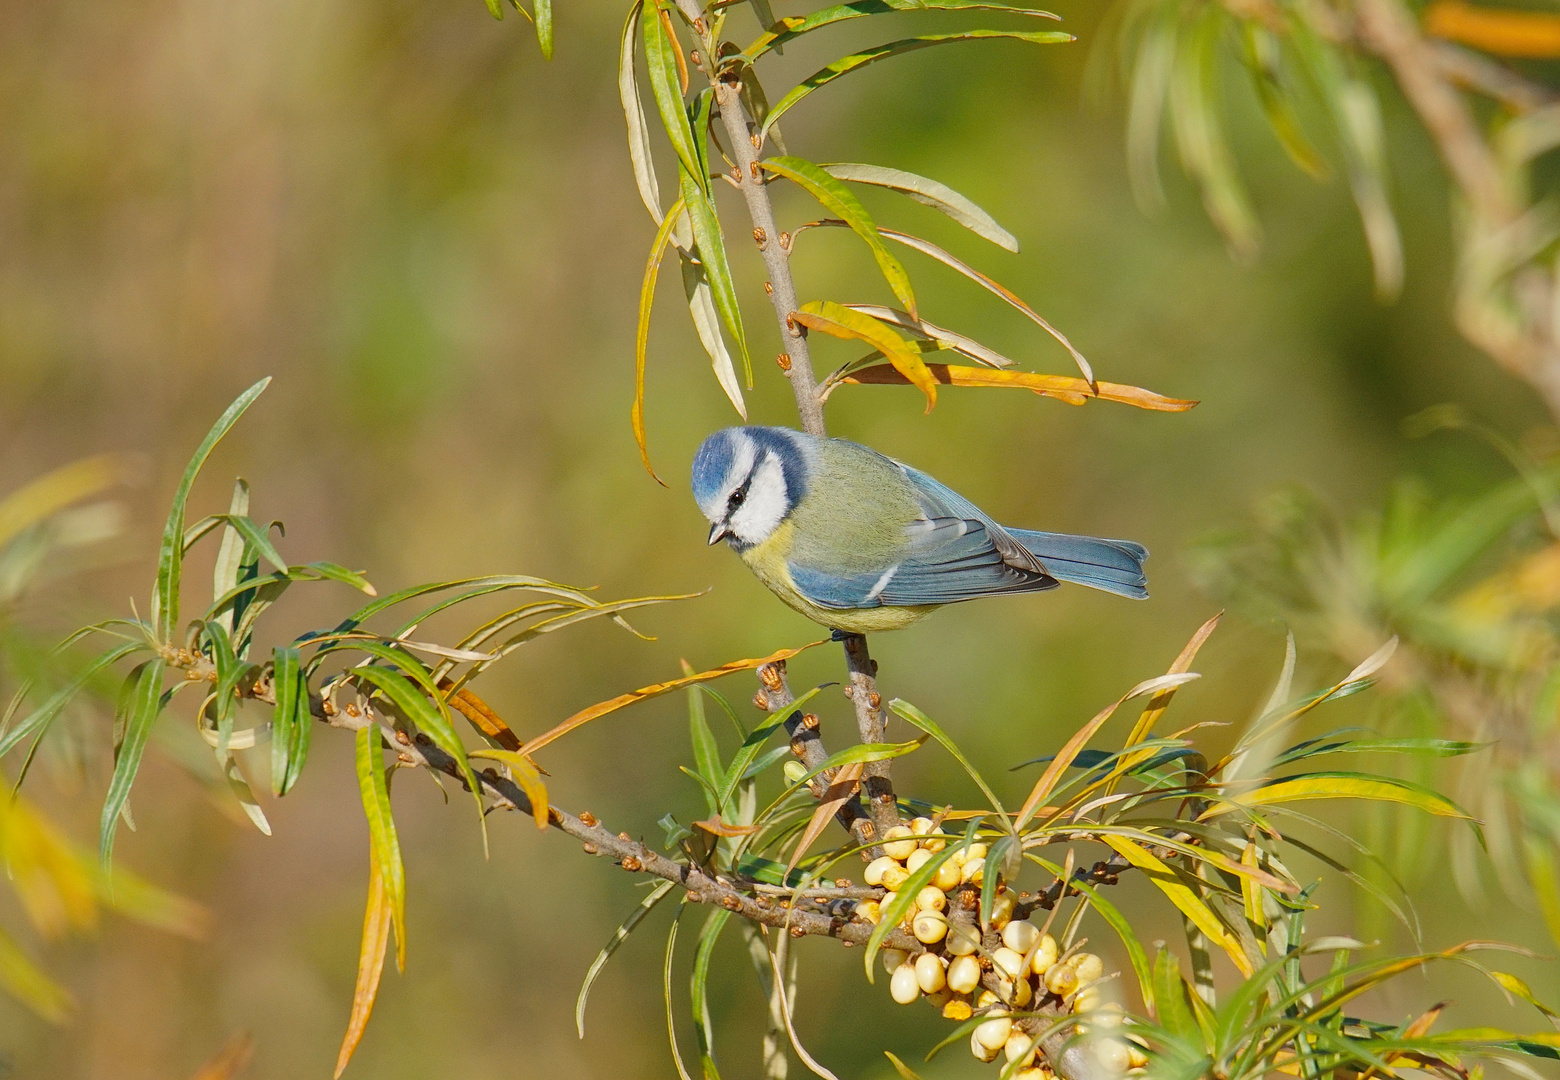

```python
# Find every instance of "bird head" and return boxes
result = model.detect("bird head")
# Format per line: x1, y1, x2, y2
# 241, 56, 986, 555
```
691, 427, 810, 549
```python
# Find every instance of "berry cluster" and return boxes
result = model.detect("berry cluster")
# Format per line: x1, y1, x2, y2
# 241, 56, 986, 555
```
850, 819, 1147, 1077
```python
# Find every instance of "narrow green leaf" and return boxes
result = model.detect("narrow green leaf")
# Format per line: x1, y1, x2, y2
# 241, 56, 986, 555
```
152, 378, 270, 643
680, 170, 751, 380
665, 911, 698, 1080
620, 1, 665, 221
0, 642, 144, 761
485, 0, 503, 18
762, 31, 1072, 135
744, 0, 1060, 59
716, 683, 827, 812
691, 908, 731, 1079
761, 157, 916, 316
680, 255, 747, 417
577, 880, 678, 1037
535, 0, 553, 57
889, 699, 1009, 825
272, 646, 311, 796
356, 724, 406, 970
351, 664, 485, 835
644, 2, 705, 194
100, 658, 167, 867
822, 162, 1018, 251
688, 669, 723, 818
634, 196, 686, 484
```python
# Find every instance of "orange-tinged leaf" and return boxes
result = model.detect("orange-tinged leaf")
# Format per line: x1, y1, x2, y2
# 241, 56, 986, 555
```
1426, 0, 1560, 57
844, 363, 1196, 411
693, 816, 765, 837
335, 846, 393, 1079
469, 749, 551, 830
190, 1033, 256, 1080
1016, 671, 1201, 828
787, 760, 865, 878
632, 196, 687, 485
446, 686, 524, 752
793, 302, 937, 411
1102, 835, 1253, 976
519, 640, 826, 756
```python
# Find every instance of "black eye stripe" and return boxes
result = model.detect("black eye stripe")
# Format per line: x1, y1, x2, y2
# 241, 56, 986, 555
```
729, 478, 751, 507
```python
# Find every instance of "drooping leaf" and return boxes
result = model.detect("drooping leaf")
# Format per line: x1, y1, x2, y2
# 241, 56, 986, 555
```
0, 642, 145, 762
889, 699, 1009, 823
822, 162, 1018, 251
786, 759, 865, 878
691, 907, 731, 1079
100, 658, 168, 867
633, 196, 687, 484
760, 158, 916, 316
271, 646, 311, 795
468, 748, 551, 829
680, 171, 751, 382
643, 2, 705, 193
620, 1, 664, 221
152, 379, 270, 643
577, 880, 678, 1037
762, 31, 1073, 136
334, 839, 394, 1079
1201, 772, 1479, 830
355, 724, 406, 971
792, 302, 936, 410
840, 305, 1014, 367
534, 0, 553, 58
1107, 835, 1253, 976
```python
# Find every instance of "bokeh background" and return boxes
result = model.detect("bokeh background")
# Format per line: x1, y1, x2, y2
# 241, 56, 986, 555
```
0, 0, 1553, 1075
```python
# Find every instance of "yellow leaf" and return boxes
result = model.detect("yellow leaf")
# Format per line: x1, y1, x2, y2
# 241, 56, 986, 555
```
0, 454, 122, 551
1200, 775, 1474, 822
844, 363, 1197, 412
1103, 835, 1253, 976
469, 749, 552, 830
335, 845, 394, 1079
518, 640, 826, 757
793, 302, 938, 411
445, 686, 525, 752
0, 924, 71, 1022
632, 197, 686, 485
1426, 0, 1560, 57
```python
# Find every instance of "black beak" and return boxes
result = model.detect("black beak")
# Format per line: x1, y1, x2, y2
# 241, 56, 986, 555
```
707, 521, 729, 545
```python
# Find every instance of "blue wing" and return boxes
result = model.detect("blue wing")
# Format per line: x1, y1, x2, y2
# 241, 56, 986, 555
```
785, 460, 1145, 609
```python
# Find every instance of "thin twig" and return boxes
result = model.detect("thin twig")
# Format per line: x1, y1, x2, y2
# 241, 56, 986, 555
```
841, 635, 901, 843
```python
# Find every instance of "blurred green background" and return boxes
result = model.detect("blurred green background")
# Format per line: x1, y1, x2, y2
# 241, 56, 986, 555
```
0, 0, 1552, 1075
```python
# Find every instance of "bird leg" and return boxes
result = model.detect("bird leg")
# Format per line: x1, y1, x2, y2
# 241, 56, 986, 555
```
840, 633, 902, 844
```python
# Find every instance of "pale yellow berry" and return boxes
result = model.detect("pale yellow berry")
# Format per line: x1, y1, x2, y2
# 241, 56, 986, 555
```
882, 948, 909, 974
1073, 987, 1103, 1013
881, 864, 910, 891
947, 954, 981, 994
990, 892, 1015, 929
1031, 934, 1059, 977
970, 1030, 1001, 1063
883, 825, 918, 861
1093, 1003, 1125, 1027
910, 816, 935, 836
925, 988, 952, 1009
960, 857, 985, 884
880, 890, 898, 918
912, 910, 948, 944
1002, 919, 1041, 954
890, 963, 921, 1004
1004, 1031, 1038, 1066
914, 952, 947, 994
967, 842, 989, 861
1015, 1070, 1052, 1080
854, 900, 881, 925
949, 846, 969, 867
1073, 953, 1104, 985
974, 1016, 1013, 1051
976, 990, 1002, 1011
905, 848, 933, 874
864, 856, 899, 886
932, 858, 962, 892
1000, 973, 1033, 1008
944, 922, 979, 955
1127, 1045, 1149, 1069
1045, 958, 1078, 996
1095, 1038, 1131, 1073
922, 834, 947, 853
992, 947, 1027, 981
915, 886, 947, 913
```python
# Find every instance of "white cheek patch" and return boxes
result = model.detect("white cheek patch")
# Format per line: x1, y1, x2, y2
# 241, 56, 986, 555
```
729, 452, 790, 544
706, 436, 757, 520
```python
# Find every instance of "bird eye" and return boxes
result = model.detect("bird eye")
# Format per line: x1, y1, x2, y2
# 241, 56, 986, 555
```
729, 489, 745, 508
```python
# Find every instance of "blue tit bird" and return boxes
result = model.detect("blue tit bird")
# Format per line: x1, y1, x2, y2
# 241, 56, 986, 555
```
691, 426, 1148, 634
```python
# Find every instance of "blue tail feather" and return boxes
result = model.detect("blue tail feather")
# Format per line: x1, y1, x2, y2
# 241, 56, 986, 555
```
1008, 529, 1148, 599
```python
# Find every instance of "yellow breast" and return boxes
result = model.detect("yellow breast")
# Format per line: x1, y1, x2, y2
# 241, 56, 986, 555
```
738, 522, 936, 633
